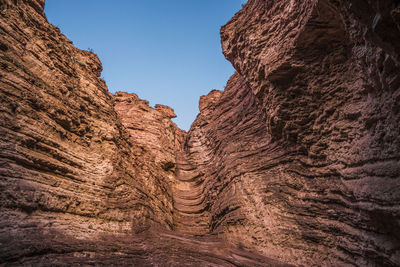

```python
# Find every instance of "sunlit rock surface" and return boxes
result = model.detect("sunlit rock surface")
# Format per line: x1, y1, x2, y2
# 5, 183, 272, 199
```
0, 0, 399, 266
0, 0, 178, 262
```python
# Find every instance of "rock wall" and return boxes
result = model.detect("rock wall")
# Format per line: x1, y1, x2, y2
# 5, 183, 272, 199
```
183, 0, 400, 265
0, 0, 181, 263
114, 91, 187, 230
0, 0, 286, 265
1, 0, 399, 266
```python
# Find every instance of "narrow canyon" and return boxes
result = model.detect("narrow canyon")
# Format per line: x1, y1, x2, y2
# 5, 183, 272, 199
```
0, 0, 399, 266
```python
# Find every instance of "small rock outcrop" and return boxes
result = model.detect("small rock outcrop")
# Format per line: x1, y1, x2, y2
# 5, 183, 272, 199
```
199, 89, 223, 113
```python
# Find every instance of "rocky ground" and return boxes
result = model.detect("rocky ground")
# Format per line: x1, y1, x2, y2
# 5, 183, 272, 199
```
0, 0, 399, 266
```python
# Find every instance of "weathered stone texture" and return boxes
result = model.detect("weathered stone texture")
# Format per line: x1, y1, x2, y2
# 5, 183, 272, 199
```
189, 0, 400, 265
0, 0, 286, 265
0, 0, 182, 264
1, 0, 399, 266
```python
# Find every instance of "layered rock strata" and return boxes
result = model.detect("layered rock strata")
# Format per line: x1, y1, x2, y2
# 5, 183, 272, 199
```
183, 0, 400, 265
0, 0, 286, 265
0, 0, 208, 265
172, 151, 210, 235
1, 0, 399, 266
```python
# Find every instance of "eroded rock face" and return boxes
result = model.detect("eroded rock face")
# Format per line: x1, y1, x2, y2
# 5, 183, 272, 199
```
114, 91, 185, 199
0, 0, 206, 264
185, 0, 399, 265
0, 0, 287, 265
199, 89, 223, 113
1, 0, 399, 266
0, 0, 190, 259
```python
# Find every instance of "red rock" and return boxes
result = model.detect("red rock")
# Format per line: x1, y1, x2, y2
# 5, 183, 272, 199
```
200, 0, 400, 265
199, 89, 223, 112
155, 104, 177, 118
1, 0, 399, 266
0, 0, 285, 265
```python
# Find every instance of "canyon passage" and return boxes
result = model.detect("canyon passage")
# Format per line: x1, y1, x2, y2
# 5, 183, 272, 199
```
1, 0, 400, 266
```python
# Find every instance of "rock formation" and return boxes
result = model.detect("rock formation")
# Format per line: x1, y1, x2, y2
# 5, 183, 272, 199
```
209, 0, 400, 265
0, 0, 178, 262
0, 0, 399, 266
0, 0, 285, 265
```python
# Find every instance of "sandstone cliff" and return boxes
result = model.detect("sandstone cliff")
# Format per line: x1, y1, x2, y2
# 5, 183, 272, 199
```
0, 0, 181, 262
201, 0, 400, 265
0, 0, 399, 266
0, 0, 285, 265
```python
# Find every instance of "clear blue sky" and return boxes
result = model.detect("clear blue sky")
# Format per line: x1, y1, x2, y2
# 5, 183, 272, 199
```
45, 0, 246, 131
